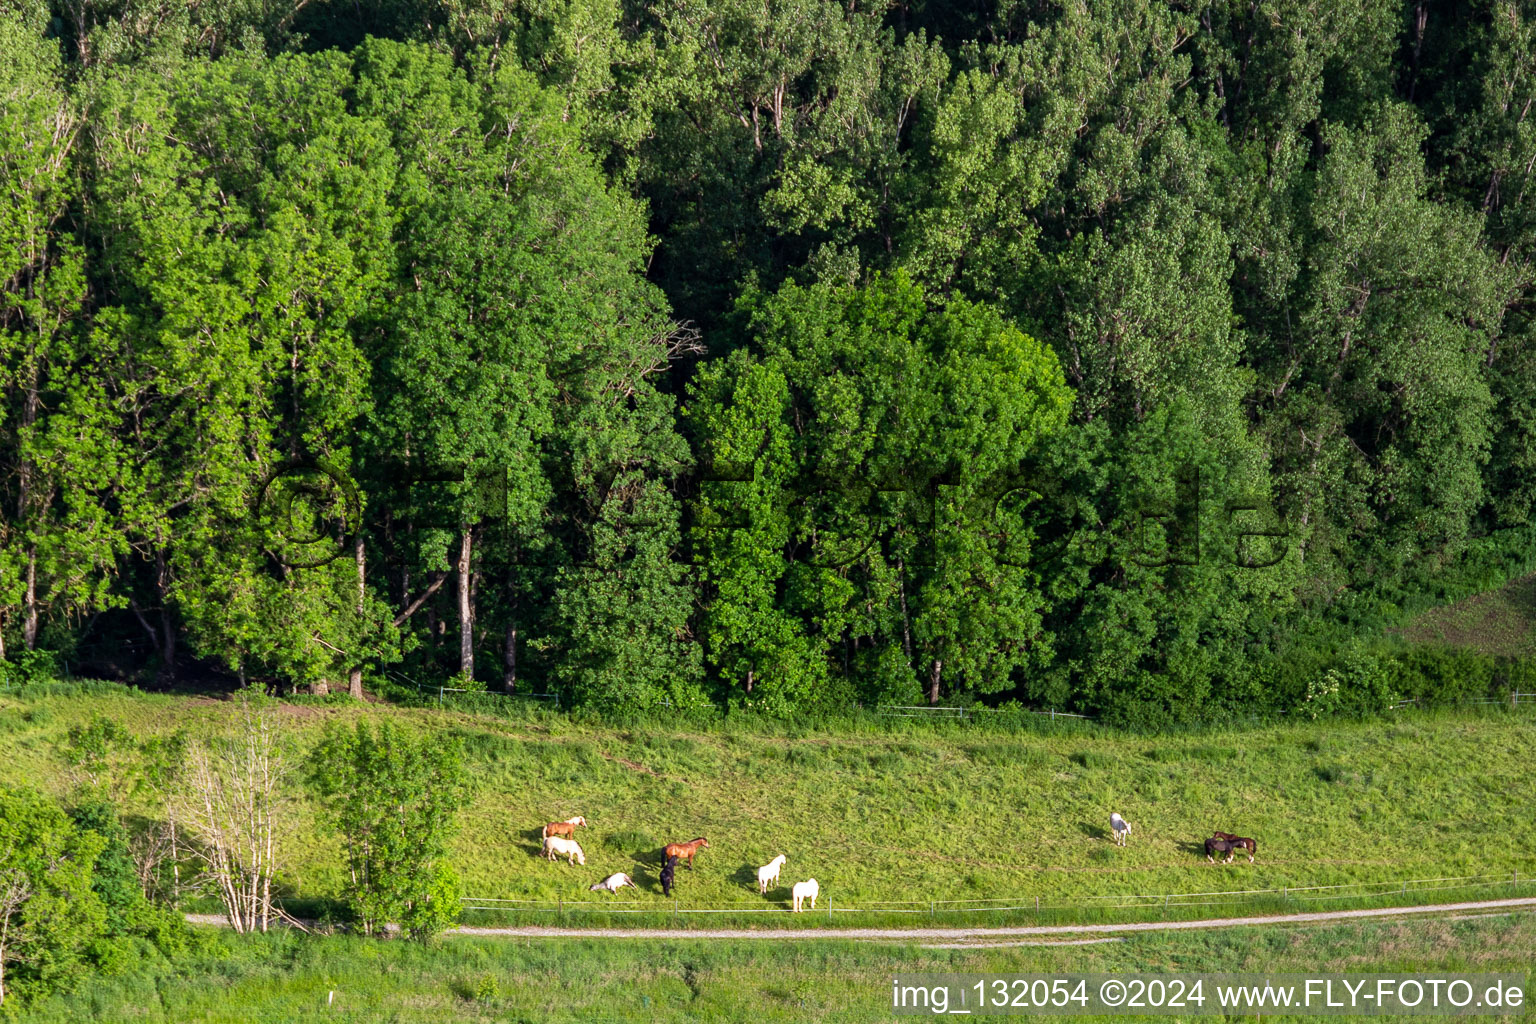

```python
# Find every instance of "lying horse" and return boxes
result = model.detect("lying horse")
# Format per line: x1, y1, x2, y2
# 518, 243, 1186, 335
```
542, 816, 587, 840
1204, 837, 1236, 864
1212, 831, 1256, 862
660, 855, 679, 896
542, 835, 586, 865
664, 837, 709, 870
589, 872, 637, 894
758, 854, 787, 895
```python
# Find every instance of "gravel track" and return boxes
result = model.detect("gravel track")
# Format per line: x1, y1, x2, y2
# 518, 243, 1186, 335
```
185, 896, 1536, 941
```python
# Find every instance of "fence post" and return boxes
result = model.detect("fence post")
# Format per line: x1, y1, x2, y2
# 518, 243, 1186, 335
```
558, 898, 564, 921
1514, 871, 1518, 894
1035, 895, 1039, 913
929, 901, 934, 920
1163, 893, 1169, 918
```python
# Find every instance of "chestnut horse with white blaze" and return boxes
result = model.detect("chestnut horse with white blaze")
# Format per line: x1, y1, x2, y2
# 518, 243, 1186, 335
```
542, 816, 587, 840
664, 837, 709, 869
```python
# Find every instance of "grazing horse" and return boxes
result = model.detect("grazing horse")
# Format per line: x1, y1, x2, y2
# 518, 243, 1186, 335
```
791, 878, 819, 912
660, 855, 679, 896
1109, 812, 1131, 846
1204, 837, 1236, 864
542, 816, 587, 840
664, 837, 710, 870
589, 872, 637, 894
542, 835, 586, 865
1212, 831, 1256, 862
1227, 836, 1256, 863
757, 854, 787, 895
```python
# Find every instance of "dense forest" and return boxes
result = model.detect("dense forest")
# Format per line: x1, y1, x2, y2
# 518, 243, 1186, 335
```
2, 0, 1535, 724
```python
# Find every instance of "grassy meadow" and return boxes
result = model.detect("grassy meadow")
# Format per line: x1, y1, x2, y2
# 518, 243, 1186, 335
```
18, 912, 1536, 1022
3, 680, 1535, 926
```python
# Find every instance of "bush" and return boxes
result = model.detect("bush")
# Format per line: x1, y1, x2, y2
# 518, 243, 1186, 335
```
0, 787, 109, 1011
305, 721, 469, 941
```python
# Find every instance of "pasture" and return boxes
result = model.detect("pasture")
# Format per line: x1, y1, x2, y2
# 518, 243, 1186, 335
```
2, 680, 1534, 924
18, 912, 1536, 1022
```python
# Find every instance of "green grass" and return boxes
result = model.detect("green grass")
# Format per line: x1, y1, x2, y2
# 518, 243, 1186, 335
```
19, 913, 1536, 1022
3, 680, 1535, 929
1400, 572, 1536, 658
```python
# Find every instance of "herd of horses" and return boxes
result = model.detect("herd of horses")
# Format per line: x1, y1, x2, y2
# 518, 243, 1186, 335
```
536, 812, 1257, 909
539, 818, 822, 908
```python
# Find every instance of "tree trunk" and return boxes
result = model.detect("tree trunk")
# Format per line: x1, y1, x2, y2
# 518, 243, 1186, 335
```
160, 607, 176, 682
928, 659, 942, 705
458, 525, 474, 681
503, 620, 517, 693
349, 533, 365, 699
155, 548, 176, 682
898, 569, 913, 664
18, 367, 38, 652
21, 549, 36, 651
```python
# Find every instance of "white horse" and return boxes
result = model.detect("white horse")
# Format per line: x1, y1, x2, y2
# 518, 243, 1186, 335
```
589, 872, 637, 893
542, 835, 586, 865
791, 878, 819, 912
1109, 812, 1131, 846
757, 854, 787, 894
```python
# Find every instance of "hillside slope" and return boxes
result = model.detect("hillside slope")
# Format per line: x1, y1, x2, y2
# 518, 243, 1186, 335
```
3, 683, 1532, 918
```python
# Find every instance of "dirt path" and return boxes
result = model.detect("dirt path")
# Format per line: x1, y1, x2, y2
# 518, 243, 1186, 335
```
449, 897, 1536, 940
188, 896, 1536, 941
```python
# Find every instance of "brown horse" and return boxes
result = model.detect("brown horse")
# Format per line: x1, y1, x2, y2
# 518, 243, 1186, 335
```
542, 816, 587, 840
664, 837, 709, 869
1212, 831, 1256, 862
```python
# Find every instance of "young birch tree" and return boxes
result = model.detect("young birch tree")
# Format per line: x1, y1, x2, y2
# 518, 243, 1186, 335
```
179, 699, 287, 934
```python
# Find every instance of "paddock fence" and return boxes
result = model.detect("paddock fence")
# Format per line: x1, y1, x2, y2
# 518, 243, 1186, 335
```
458, 870, 1534, 921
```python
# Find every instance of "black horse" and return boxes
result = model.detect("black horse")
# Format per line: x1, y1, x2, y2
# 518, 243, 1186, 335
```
660, 854, 680, 896
1211, 831, 1257, 862
1205, 837, 1236, 863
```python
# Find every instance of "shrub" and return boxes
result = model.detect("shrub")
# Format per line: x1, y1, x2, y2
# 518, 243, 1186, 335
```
306, 721, 469, 941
